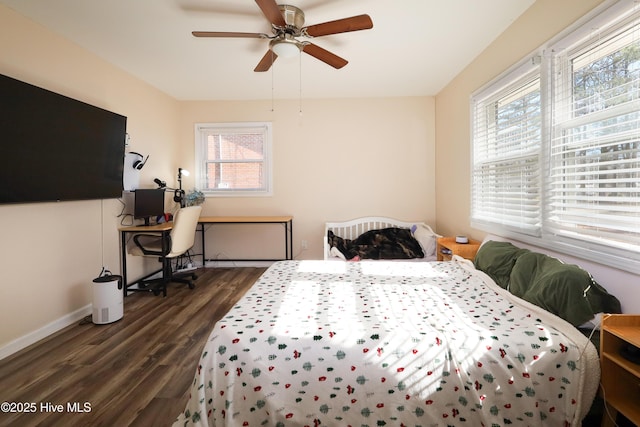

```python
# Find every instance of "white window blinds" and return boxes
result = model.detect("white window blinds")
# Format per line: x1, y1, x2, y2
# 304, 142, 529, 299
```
471, 72, 542, 235
471, 1, 640, 270
549, 14, 640, 252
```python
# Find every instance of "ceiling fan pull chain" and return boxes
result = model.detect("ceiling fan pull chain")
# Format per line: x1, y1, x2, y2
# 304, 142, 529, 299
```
299, 52, 303, 114
271, 51, 275, 112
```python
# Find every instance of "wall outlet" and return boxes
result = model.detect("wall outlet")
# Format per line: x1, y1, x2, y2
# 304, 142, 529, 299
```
301, 240, 308, 250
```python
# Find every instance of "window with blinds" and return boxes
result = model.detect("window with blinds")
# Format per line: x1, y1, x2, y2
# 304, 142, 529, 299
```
194, 122, 273, 196
549, 14, 640, 253
471, 0, 640, 269
471, 72, 542, 235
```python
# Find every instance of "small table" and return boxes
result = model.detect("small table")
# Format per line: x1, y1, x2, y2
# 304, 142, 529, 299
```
436, 236, 481, 261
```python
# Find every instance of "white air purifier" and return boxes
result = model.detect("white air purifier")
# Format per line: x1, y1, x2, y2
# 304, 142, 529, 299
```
92, 275, 124, 324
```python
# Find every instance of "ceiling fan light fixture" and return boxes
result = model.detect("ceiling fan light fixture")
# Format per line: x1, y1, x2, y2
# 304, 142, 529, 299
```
271, 38, 300, 59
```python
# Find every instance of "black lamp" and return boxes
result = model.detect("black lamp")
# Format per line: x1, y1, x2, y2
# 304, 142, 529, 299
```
174, 168, 189, 207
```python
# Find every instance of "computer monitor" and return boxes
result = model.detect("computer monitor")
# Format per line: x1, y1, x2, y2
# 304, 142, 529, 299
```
134, 189, 165, 226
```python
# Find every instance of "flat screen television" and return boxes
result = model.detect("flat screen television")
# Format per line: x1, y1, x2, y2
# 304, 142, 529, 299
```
134, 189, 165, 226
0, 73, 127, 204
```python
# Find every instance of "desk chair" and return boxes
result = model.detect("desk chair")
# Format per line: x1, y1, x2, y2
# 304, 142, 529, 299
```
129, 205, 202, 296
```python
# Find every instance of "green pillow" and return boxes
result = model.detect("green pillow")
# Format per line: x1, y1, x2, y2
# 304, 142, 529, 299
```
510, 252, 621, 326
474, 241, 530, 289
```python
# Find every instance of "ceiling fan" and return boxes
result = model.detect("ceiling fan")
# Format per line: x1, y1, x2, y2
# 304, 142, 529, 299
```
192, 0, 373, 72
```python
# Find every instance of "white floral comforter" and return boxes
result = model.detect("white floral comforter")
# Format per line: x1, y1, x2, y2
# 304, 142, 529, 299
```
174, 259, 599, 427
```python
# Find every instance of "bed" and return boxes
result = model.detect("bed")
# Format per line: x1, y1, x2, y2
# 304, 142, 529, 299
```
323, 216, 439, 261
173, 240, 621, 426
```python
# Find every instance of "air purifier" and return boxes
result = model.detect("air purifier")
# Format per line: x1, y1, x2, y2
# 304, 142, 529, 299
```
91, 274, 123, 324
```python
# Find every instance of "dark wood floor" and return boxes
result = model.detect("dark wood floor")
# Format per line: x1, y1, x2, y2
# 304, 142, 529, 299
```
0, 267, 266, 427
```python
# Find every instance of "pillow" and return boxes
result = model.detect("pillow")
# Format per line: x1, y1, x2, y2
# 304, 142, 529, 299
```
327, 231, 350, 258
329, 246, 346, 260
473, 241, 530, 289
509, 252, 622, 326
412, 224, 437, 257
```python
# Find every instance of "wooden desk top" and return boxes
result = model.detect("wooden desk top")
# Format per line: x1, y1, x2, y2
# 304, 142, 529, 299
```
119, 222, 173, 232
119, 216, 292, 231
198, 215, 293, 223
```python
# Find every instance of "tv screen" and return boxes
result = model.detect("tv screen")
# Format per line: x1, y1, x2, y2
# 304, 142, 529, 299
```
0, 73, 127, 204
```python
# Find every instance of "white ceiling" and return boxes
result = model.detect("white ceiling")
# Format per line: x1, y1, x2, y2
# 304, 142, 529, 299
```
0, 0, 535, 101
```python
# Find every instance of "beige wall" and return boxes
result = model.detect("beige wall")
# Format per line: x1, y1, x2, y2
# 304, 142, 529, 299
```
0, 5, 179, 353
434, 0, 604, 239
178, 97, 436, 261
0, 5, 436, 354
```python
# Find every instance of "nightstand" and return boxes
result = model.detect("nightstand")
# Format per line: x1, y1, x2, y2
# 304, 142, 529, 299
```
600, 314, 640, 427
436, 237, 481, 261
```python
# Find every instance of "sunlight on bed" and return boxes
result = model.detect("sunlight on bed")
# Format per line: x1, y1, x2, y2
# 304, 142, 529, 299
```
271, 279, 373, 342
270, 259, 579, 411
364, 281, 494, 395
359, 260, 447, 278
296, 260, 347, 274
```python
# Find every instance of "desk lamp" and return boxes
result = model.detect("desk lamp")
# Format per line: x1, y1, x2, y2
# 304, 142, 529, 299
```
174, 168, 190, 207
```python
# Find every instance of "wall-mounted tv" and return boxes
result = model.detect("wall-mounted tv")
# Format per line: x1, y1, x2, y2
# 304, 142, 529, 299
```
0, 73, 127, 204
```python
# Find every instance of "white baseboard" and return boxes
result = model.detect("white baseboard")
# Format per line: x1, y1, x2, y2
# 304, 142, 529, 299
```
0, 304, 91, 361
205, 260, 275, 268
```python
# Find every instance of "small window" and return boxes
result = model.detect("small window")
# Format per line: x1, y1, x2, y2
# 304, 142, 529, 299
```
195, 122, 272, 196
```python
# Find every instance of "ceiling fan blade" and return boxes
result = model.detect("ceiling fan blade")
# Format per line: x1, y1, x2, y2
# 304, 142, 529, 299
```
303, 14, 373, 37
255, 0, 286, 27
192, 31, 268, 38
302, 43, 348, 69
254, 50, 278, 72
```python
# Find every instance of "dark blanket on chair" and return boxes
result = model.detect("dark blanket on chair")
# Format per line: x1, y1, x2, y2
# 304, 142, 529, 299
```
327, 227, 424, 260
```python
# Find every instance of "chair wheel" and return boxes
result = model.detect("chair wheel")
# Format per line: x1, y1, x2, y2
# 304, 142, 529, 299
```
188, 282, 195, 290
152, 289, 160, 296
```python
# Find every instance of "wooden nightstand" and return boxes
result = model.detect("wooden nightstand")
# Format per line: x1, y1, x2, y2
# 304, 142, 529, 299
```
436, 237, 481, 261
600, 314, 640, 427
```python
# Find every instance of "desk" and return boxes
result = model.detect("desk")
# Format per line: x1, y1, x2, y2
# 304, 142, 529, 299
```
119, 215, 293, 296
119, 222, 173, 297
198, 215, 293, 263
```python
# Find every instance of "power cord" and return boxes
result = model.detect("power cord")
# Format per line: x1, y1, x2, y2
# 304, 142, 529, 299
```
598, 383, 620, 427
578, 315, 601, 361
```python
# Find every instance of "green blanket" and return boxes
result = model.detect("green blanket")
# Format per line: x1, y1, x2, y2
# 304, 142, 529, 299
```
475, 241, 622, 326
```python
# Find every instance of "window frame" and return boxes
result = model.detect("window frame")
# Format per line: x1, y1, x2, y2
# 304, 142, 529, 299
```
194, 122, 273, 197
471, 65, 542, 236
470, 0, 640, 274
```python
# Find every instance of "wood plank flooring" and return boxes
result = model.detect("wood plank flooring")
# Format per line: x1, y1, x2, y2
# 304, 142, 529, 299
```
0, 267, 266, 427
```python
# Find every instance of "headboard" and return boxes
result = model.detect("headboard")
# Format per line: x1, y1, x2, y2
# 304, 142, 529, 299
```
323, 216, 438, 260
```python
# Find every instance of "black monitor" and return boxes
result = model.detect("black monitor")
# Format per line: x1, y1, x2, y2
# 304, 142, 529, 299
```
134, 189, 165, 226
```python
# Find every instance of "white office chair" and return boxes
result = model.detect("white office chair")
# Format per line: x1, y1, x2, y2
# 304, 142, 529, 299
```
128, 205, 202, 296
